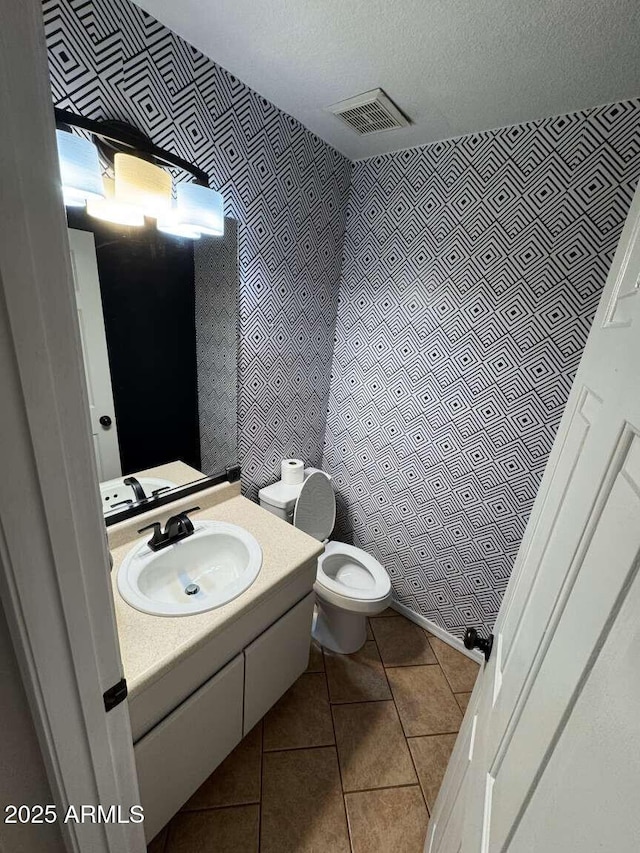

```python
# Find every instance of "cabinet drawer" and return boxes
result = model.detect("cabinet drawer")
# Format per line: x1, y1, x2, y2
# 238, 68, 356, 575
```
135, 653, 244, 841
243, 591, 315, 735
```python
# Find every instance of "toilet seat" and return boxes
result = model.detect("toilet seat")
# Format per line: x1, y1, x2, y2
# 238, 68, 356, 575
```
293, 471, 335, 541
258, 466, 393, 650
316, 541, 391, 614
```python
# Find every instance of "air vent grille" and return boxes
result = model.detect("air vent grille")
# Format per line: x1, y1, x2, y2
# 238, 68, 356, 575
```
326, 88, 410, 135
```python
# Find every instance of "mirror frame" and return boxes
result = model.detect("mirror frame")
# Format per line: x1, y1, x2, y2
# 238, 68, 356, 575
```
103, 465, 240, 527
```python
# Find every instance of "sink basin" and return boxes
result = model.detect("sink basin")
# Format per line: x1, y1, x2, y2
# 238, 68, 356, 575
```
100, 476, 177, 515
117, 520, 262, 616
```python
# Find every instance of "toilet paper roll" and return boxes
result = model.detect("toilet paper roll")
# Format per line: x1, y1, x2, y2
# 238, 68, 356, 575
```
281, 458, 304, 485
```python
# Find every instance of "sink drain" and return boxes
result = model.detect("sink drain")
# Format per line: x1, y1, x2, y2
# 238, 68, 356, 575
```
185, 583, 200, 596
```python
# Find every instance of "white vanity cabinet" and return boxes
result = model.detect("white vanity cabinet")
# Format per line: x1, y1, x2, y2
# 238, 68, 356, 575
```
134, 591, 315, 841
243, 590, 315, 734
135, 654, 244, 841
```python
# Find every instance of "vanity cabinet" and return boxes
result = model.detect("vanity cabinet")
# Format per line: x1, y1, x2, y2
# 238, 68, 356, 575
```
135, 653, 244, 841
243, 591, 315, 734
135, 591, 315, 841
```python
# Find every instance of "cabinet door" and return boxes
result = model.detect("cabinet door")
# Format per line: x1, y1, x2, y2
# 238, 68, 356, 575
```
243, 591, 315, 735
135, 653, 244, 841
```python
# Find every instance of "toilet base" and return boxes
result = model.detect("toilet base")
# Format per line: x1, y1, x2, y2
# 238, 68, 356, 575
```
312, 599, 368, 654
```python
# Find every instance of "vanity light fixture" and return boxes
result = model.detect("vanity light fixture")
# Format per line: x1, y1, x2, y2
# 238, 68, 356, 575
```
55, 129, 105, 207
176, 183, 224, 237
86, 177, 145, 227
157, 204, 202, 239
114, 152, 172, 219
53, 108, 224, 239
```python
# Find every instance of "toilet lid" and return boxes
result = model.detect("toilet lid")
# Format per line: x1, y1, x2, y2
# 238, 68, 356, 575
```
293, 471, 336, 542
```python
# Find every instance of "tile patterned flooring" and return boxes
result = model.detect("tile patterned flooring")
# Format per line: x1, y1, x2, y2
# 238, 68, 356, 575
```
148, 609, 480, 853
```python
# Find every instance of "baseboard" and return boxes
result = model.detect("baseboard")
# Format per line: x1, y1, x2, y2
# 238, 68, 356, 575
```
390, 601, 484, 665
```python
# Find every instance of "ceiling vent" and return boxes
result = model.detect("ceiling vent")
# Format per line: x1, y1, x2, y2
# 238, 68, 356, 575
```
326, 88, 410, 135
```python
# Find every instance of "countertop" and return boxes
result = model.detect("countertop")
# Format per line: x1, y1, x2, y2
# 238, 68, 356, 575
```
108, 485, 323, 699
132, 460, 204, 487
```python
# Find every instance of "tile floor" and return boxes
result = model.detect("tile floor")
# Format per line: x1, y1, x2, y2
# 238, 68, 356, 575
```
148, 609, 480, 853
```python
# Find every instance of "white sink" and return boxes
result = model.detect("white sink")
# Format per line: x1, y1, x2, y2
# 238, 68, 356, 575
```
100, 476, 177, 515
117, 520, 262, 616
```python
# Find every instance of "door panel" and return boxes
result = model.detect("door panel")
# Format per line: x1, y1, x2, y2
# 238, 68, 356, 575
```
490, 386, 610, 755
499, 386, 601, 662
509, 538, 640, 851
68, 228, 121, 480
429, 709, 479, 853
602, 212, 640, 328
429, 181, 640, 853
490, 427, 640, 850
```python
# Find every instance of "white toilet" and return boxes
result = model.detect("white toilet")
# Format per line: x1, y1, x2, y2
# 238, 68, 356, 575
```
258, 468, 392, 654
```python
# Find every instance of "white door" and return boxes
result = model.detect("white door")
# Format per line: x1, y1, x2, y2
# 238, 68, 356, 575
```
68, 228, 122, 480
428, 180, 640, 853
1, 1, 144, 849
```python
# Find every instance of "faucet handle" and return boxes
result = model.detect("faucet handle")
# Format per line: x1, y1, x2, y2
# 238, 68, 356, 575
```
138, 521, 164, 549
170, 507, 201, 535
138, 521, 161, 534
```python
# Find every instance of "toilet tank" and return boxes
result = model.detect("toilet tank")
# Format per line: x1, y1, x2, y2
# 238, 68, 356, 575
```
258, 467, 331, 524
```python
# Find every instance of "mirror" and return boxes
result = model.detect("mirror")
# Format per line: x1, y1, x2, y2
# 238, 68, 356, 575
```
65, 207, 238, 518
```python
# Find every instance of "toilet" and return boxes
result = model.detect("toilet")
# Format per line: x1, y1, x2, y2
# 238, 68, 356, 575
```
258, 468, 392, 654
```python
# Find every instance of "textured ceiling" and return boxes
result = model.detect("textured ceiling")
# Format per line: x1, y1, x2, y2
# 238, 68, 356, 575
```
134, 0, 640, 159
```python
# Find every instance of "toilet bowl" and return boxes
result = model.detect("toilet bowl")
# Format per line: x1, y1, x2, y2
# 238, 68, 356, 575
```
258, 468, 392, 654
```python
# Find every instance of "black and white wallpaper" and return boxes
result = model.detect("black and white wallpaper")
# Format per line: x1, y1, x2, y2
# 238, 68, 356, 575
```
195, 221, 238, 476
43, 0, 640, 640
324, 102, 640, 637
43, 0, 352, 501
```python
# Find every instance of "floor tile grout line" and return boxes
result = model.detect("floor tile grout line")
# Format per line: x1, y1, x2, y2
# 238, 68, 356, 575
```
181, 798, 262, 814
367, 617, 394, 696
426, 633, 480, 696
370, 617, 438, 815
261, 669, 336, 753
380, 630, 479, 817
427, 634, 460, 695
263, 739, 337, 754
405, 730, 464, 740
180, 801, 260, 815
261, 741, 341, 756
370, 614, 440, 668
344, 781, 428, 796
383, 658, 470, 719
373, 661, 440, 668
159, 615, 460, 851
384, 660, 459, 741
320, 641, 355, 853
330, 695, 395, 706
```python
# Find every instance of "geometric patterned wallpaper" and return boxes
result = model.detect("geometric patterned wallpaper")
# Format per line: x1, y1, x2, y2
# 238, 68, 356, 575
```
43, 0, 351, 501
195, 220, 239, 476
42, 0, 640, 639
324, 101, 640, 637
